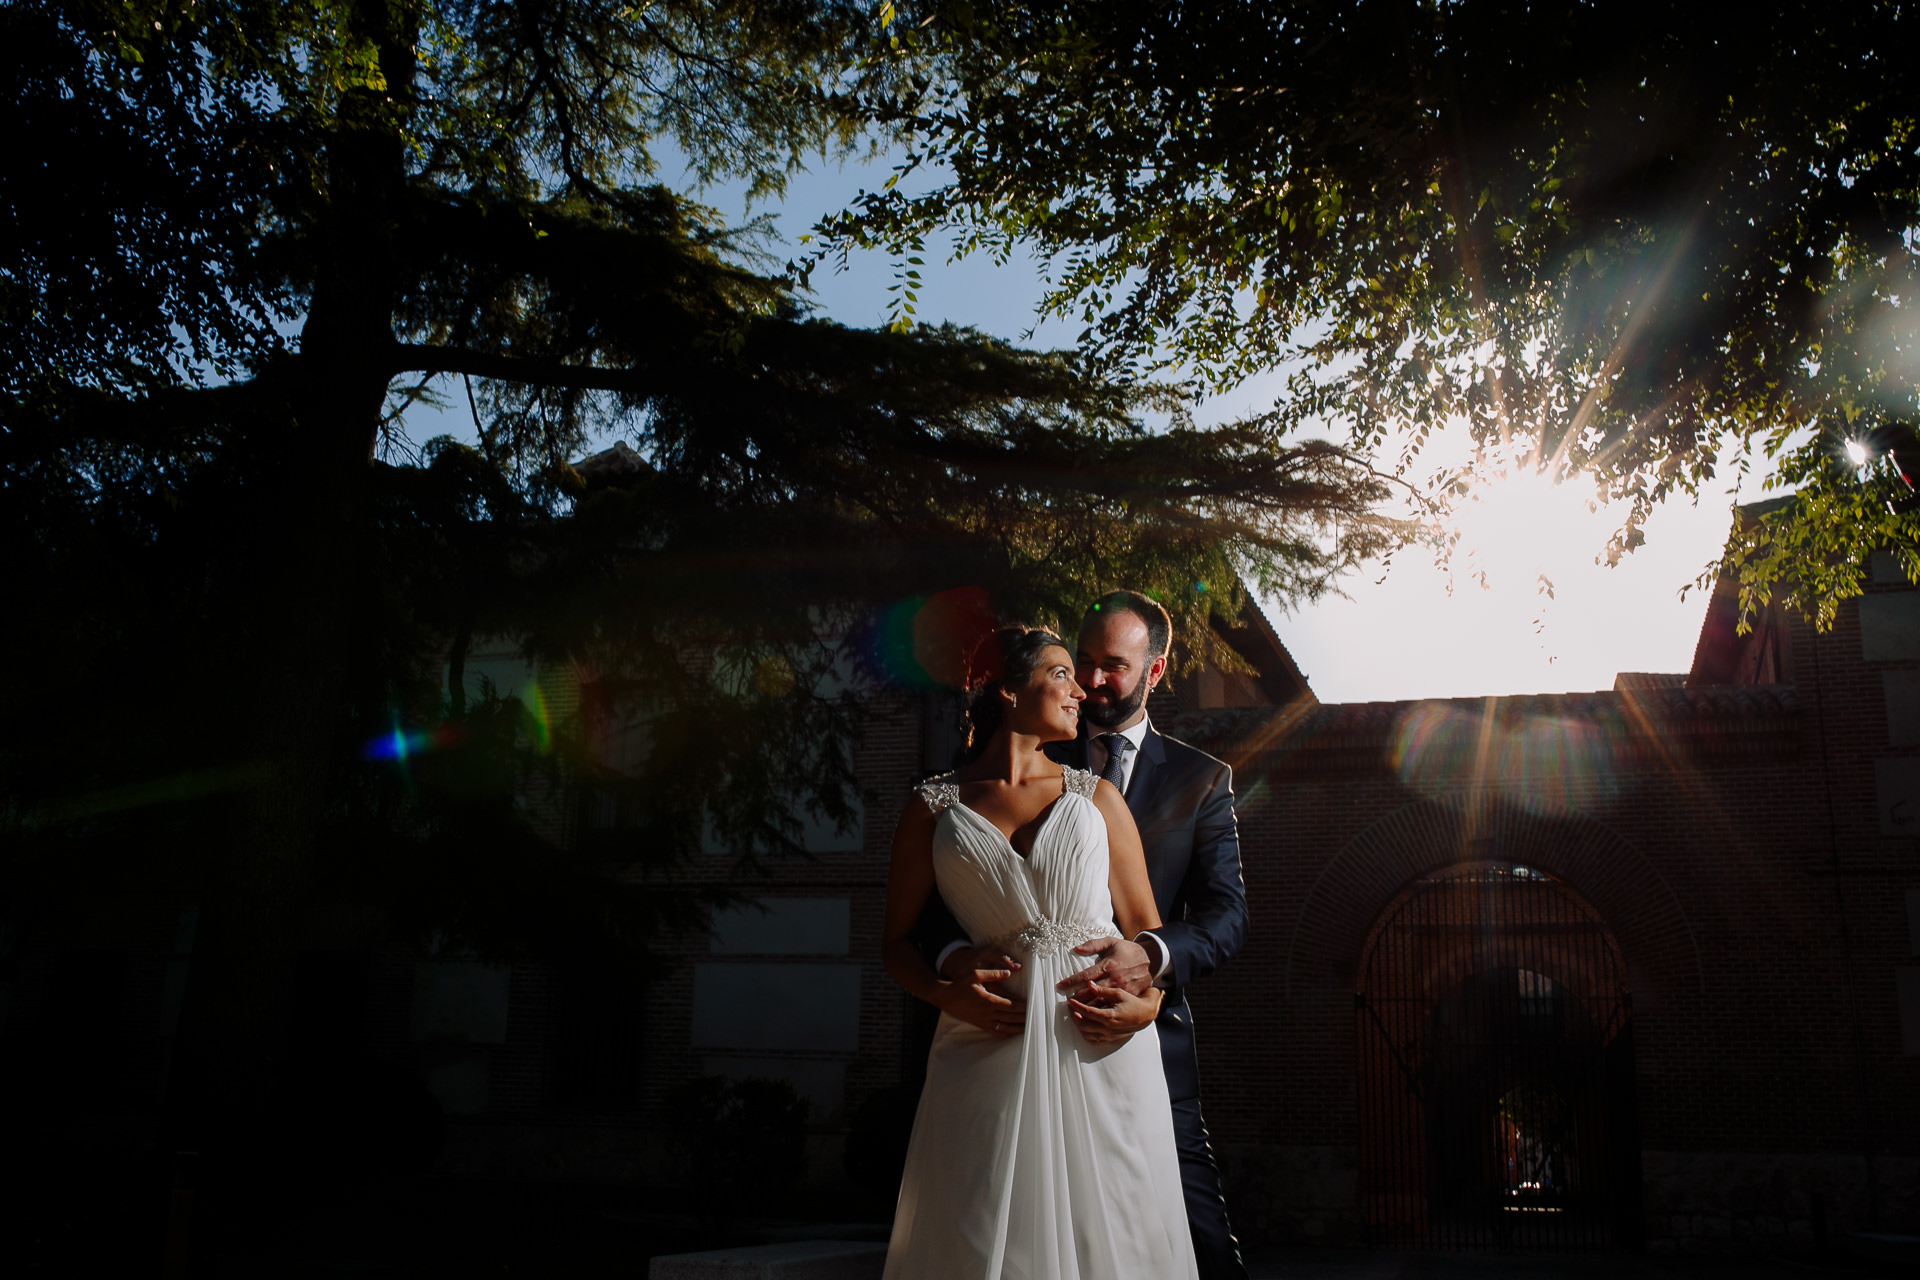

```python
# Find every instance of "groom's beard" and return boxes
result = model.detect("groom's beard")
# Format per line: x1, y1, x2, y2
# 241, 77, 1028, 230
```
1082, 679, 1149, 729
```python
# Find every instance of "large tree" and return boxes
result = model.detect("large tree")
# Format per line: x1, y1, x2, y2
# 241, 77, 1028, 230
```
0, 0, 1389, 1156
825, 1, 1920, 624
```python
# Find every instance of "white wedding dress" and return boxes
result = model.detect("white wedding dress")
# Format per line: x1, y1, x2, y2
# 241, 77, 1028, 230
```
883, 767, 1198, 1280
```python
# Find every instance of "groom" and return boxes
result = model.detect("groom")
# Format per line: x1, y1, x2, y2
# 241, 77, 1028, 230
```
933, 590, 1251, 1280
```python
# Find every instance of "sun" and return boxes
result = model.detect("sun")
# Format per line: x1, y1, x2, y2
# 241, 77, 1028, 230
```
1281, 420, 1738, 702
1451, 456, 1611, 597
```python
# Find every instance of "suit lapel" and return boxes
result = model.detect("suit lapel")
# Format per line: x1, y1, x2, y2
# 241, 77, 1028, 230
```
1124, 723, 1168, 823
1125, 726, 1183, 920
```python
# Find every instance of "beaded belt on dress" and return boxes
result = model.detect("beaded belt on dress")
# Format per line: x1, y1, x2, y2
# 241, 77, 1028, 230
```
990, 915, 1120, 959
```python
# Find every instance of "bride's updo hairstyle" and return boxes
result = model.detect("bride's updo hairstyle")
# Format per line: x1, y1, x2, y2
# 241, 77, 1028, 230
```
963, 624, 1067, 758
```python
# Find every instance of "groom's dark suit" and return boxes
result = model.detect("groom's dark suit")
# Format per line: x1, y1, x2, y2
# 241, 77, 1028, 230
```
918, 720, 1250, 1279
1054, 723, 1249, 1279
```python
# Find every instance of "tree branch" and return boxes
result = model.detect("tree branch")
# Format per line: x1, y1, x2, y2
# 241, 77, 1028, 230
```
392, 343, 656, 395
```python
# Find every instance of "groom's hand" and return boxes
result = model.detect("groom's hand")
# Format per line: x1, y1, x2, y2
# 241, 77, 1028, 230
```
1057, 937, 1153, 999
1069, 984, 1163, 1044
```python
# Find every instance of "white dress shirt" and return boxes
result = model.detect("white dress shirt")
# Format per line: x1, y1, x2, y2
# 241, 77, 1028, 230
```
1090, 713, 1174, 982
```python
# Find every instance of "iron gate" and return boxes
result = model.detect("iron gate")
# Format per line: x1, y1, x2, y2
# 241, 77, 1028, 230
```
1355, 863, 1642, 1250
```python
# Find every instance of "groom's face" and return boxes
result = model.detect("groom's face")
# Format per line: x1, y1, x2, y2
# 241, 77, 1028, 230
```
1075, 610, 1165, 731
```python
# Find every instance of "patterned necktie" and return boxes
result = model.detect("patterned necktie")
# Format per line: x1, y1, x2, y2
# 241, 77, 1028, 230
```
1097, 733, 1132, 792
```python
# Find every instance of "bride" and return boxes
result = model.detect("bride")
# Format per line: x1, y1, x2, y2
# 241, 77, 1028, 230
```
880, 625, 1199, 1279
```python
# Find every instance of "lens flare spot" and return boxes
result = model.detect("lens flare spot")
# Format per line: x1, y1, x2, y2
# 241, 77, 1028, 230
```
1390, 700, 1619, 815
863, 586, 996, 689
753, 655, 797, 697
364, 725, 463, 762
521, 681, 553, 754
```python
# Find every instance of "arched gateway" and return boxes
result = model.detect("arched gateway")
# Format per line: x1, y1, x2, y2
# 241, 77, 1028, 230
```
1355, 861, 1642, 1250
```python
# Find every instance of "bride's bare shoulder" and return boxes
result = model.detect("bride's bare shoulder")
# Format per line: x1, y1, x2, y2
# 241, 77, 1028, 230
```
1089, 775, 1137, 828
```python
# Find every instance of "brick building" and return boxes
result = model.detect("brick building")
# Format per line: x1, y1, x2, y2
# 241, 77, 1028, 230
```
1165, 558, 1920, 1253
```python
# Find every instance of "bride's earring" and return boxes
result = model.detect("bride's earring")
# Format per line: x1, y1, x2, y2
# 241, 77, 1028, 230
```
1010, 694, 1019, 707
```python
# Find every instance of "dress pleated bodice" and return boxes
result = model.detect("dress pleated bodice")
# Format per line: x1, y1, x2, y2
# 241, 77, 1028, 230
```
914, 766, 1119, 986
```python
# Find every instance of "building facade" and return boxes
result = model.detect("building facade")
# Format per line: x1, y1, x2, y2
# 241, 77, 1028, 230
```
5, 567, 1917, 1255
1166, 559, 1920, 1253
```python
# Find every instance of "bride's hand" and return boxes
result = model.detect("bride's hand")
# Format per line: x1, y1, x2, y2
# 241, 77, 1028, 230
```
937, 961, 1027, 1038
1067, 983, 1163, 1045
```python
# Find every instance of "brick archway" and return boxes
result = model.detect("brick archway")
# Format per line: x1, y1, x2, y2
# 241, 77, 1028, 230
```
1283, 794, 1702, 1005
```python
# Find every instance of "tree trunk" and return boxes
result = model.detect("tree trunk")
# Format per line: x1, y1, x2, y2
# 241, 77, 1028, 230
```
165, 9, 416, 1160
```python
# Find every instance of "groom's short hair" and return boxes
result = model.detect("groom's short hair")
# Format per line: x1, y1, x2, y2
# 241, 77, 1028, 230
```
1087, 590, 1171, 659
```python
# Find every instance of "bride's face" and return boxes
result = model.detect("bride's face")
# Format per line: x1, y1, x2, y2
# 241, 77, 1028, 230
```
1007, 644, 1086, 743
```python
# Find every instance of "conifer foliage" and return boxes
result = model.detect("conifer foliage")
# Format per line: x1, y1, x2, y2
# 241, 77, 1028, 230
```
0, 0, 1388, 1103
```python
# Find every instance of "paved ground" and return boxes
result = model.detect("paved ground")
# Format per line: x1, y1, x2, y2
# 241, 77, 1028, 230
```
1244, 1247, 1904, 1280
13, 1159, 1906, 1280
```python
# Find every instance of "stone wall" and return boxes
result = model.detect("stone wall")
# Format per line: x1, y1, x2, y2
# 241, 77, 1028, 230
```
1640, 1151, 1920, 1254
1218, 1144, 1360, 1246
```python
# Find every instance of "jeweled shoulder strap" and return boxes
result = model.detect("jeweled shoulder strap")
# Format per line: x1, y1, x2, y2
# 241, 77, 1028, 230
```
915, 774, 959, 815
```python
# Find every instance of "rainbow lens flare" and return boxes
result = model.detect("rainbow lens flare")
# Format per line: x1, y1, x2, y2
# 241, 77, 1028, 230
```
864, 586, 997, 689
363, 725, 463, 762
1389, 701, 1619, 816
520, 681, 553, 754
